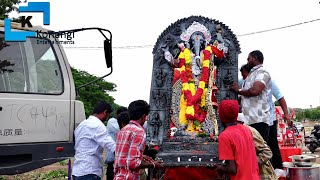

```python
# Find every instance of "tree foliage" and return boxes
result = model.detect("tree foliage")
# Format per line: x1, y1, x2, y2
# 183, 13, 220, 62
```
0, 0, 19, 20
71, 67, 119, 117
295, 107, 320, 121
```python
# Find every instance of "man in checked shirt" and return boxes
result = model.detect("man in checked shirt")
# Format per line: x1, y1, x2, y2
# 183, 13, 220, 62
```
114, 100, 163, 180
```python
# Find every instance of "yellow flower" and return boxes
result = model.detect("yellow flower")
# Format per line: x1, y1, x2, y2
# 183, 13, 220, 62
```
182, 83, 189, 91
205, 46, 212, 53
180, 65, 186, 72
179, 94, 188, 126
202, 59, 210, 68
186, 106, 195, 116
178, 50, 185, 59
199, 81, 205, 90
189, 82, 196, 95
195, 125, 201, 131
184, 48, 192, 64
200, 88, 207, 108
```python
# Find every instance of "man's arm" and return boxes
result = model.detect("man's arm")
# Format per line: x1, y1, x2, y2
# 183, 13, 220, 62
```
238, 81, 266, 97
95, 126, 116, 153
126, 131, 150, 170
272, 81, 291, 125
215, 133, 237, 175
230, 81, 266, 97
231, 69, 270, 97
278, 97, 291, 125
106, 118, 120, 136
213, 160, 237, 175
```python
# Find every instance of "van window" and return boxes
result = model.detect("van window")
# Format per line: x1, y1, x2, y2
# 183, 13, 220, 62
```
0, 34, 63, 94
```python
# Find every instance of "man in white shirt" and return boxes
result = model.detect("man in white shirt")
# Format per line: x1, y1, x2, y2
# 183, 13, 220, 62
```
72, 100, 116, 180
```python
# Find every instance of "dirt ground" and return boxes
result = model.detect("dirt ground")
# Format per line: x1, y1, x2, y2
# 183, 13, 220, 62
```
1, 121, 319, 180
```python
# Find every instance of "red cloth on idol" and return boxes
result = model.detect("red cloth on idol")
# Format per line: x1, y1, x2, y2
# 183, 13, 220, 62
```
218, 124, 260, 180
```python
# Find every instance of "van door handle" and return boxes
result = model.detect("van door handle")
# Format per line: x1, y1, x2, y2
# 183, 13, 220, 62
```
0, 106, 2, 111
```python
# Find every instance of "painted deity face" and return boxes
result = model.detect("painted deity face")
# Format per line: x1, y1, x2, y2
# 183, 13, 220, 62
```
189, 32, 206, 57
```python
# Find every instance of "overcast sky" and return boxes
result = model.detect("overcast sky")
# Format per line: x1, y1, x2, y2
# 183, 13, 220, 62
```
13, 0, 320, 109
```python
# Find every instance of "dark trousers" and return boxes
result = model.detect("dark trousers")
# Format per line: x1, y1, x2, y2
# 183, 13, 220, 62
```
106, 162, 114, 180
267, 120, 283, 169
72, 174, 101, 180
250, 122, 270, 142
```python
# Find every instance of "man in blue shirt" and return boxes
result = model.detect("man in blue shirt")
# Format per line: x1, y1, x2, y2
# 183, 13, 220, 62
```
105, 106, 128, 180
239, 64, 290, 170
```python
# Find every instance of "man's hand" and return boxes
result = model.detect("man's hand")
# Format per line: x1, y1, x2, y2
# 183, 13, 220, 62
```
230, 82, 240, 93
143, 155, 154, 162
153, 160, 164, 169
284, 114, 291, 126
208, 163, 224, 173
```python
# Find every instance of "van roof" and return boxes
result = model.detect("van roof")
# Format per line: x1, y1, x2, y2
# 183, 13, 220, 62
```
0, 19, 51, 32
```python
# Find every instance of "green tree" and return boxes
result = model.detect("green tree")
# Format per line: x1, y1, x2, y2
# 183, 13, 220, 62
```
0, 0, 19, 20
71, 67, 120, 117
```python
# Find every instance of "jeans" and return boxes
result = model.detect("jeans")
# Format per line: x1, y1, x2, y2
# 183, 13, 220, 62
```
72, 174, 101, 180
250, 122, 270, 142
267, 120, 283, 169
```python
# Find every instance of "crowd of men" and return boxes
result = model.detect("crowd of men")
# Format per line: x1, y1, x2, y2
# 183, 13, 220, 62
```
214, 50, 290, 180
71, 50, 291, 180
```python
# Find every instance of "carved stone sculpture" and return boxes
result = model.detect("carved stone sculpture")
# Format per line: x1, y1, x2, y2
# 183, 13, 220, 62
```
148, 16, 240, 166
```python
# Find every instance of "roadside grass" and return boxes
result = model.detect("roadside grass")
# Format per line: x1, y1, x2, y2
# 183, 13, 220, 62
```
0, 169, 68, 180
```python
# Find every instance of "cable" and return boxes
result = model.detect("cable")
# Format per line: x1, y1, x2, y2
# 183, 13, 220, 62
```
237, 18, 320, 37
63, 18, 320, 49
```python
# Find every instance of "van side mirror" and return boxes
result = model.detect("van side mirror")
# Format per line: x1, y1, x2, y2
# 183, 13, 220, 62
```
104, 39, 112, 68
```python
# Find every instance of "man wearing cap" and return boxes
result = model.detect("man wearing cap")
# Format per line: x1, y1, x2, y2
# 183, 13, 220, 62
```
213, 100, 259, 180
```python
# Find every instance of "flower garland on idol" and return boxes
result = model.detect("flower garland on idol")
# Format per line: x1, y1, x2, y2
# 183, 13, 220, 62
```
178, 45, 224, 132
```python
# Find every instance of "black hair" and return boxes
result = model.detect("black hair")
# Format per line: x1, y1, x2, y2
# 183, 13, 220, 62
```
249, 50, 264, 63
117, 106, 128, 115
117, 111, 130, 128
128, 100, 150, 120
240, 64, 250, 73
92, 100, 113, 114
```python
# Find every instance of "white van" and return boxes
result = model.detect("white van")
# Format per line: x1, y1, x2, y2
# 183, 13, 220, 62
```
0, 20, 112, 174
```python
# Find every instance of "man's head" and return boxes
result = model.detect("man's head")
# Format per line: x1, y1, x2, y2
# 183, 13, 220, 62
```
128, 100, 150, 126
240, 64, 250, 80
247, 50, 264, 69
92, 100, 113, 122
116, 106, 128, 117
218, 100, 239, 126
117, 111, 130, 129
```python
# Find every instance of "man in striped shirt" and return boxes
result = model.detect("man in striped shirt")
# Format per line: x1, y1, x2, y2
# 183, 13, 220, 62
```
114, 100, 162, 180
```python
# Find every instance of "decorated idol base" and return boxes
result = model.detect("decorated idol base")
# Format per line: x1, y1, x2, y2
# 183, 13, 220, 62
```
147, 15, 240, 166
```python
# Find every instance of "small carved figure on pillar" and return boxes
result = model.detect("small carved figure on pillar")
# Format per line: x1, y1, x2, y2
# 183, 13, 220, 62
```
154, 69, 167, 87
149, 112, 162, 140
153, 90, 166, 108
